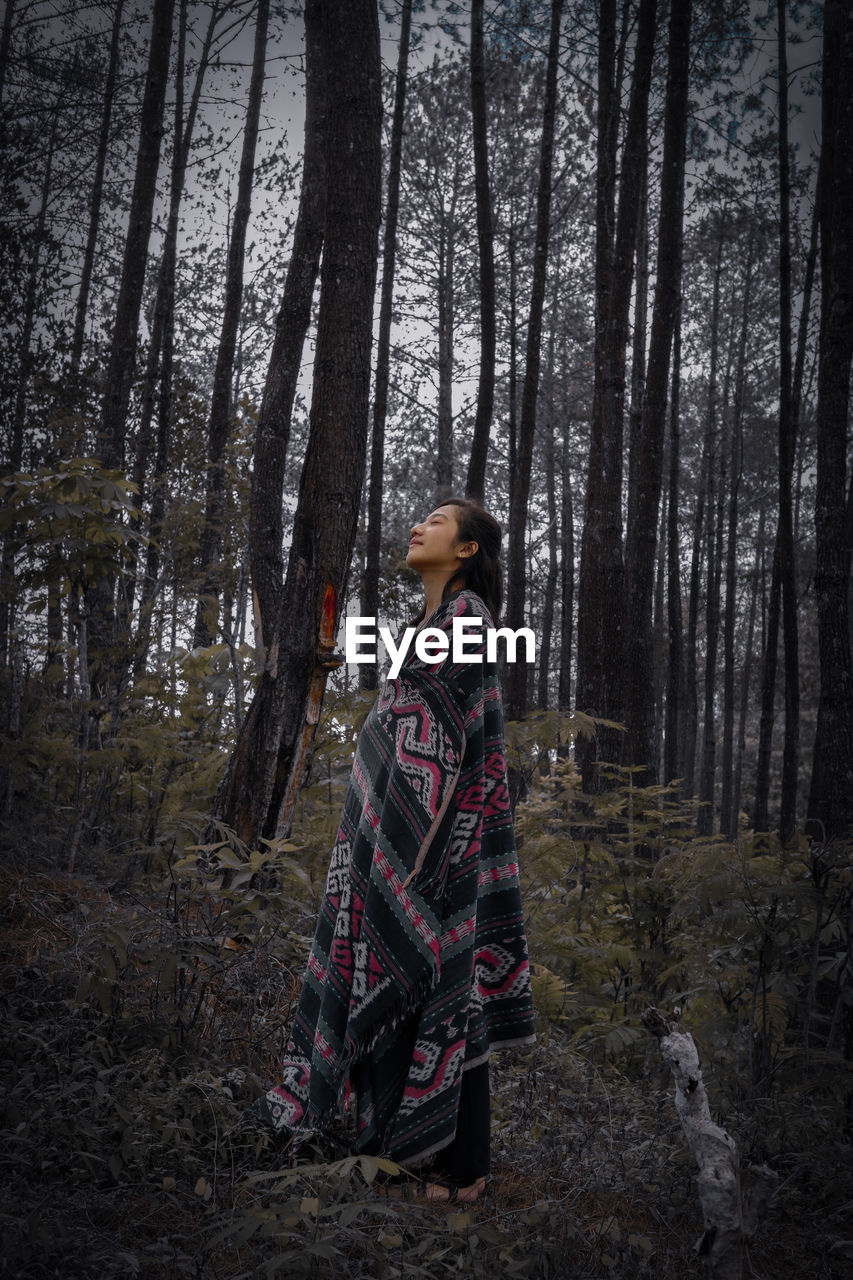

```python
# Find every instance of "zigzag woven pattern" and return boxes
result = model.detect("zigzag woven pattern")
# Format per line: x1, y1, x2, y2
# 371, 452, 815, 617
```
252, 590, 535, 1167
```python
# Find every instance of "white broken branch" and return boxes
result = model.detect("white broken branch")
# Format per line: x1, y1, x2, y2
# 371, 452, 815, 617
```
641, 1007, 778, 1280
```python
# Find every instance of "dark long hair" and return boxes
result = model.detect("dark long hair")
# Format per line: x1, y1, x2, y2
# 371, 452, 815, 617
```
414, 496, 503, 624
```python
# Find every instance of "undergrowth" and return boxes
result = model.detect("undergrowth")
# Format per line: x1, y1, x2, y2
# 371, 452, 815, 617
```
1, 695, 852, 1277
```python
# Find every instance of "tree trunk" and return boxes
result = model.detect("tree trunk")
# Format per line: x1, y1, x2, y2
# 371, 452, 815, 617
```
465, 0, 496, 500
663, 307, 684, 786
776, 0, 800, 842
130, 0, 206, 666
505, 0, 563, 719
653, 473, 667, 777
538, 314, 560, 711
0, 80, 63, 667
507, 217, 518, 489
684, 231, 723, 800
435, 199, 455, 493
89, 0, 174, 697
808, 0, 853, 842
194, 0, 269, 648
576, 0, 657, 787
720, 230, 754, 836
128, 0, 218, 637
70, 0, 125, 378
0, 0, 17, 145
558, 419, 574, 711
624, 0, 691, 780
98, 0, 175, 473
626, 159, 649, 538
642, 1008, 779, 1279
752, 535, 781, 833
249, 0, 326, 648
696, 225, 725, 833
732, 501, 766, 834
361, 0, 413, 691
213, 0, 381, 847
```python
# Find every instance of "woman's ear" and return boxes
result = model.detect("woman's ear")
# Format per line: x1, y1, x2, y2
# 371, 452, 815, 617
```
457, 541, 478, 561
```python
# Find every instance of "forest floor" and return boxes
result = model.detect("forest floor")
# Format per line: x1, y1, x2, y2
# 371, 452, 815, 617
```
1, 855, 850, 1280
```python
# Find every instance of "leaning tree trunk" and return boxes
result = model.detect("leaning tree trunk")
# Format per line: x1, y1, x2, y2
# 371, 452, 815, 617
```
624, 0, 691, 780
465, 0, 496, 500
194, 0, 269, 648
504, 0, 563, 719
361, 0, 413, 691
808, 0, 853, 842
249, 0, 326, 649
213, 0, 381, 847
642, 1008, 778, 1280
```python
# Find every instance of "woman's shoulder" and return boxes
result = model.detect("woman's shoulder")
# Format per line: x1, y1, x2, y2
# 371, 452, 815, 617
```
445, 589, 495, 630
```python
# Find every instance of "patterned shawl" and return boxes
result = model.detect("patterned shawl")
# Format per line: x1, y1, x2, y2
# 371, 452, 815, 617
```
252, 590, 535, 1166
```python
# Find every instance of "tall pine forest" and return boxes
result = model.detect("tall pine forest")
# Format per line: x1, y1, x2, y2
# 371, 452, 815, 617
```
1, 1, 852, 1276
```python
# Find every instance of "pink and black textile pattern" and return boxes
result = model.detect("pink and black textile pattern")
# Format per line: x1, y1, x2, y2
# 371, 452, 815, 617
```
250, 590, 536, 1167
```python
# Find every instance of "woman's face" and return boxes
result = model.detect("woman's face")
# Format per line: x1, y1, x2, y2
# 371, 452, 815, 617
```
406, 504, 476, 576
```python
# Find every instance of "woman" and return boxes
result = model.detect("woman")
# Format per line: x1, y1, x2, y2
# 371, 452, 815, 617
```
252, 497, 535, 1203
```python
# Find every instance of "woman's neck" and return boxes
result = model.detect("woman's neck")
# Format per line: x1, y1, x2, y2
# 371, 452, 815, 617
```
420, 572, 464, 623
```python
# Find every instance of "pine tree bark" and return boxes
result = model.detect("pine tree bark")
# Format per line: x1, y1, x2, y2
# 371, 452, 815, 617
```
695, 225, 725, 833
465, 0, 496, 500
249, 0, 326, 648
435, 201, 456, 494
576, 0, 657, 786
130, 0, 204, 664
128, 0, 219, 646
98, 0, 175, 473
194, 0, 269, 648
362, 0, 413, 691
213, 0, 381, 846
0, 79, 63, 667
776, 0, 800, 842
538, 316, 559, 711
807, 0, 853, 842
664, 306, 684, 786
752, 535, 781, 832
685, 231, 723, 799
505, 0, 563, 719
0, 0, 17, 143
558, 419, 574, 711
624, 0, 691, 779
732, 501, 766, 834
70, 0, 125, 378
720, 231, 754, 836
89, 0, 174, 697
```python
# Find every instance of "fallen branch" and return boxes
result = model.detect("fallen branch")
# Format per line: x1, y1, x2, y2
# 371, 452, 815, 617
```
641, 1007, 778, 1280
